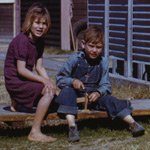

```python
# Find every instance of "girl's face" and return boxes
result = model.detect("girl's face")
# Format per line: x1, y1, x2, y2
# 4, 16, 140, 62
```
29, 17, 47, 41
82, 40, 103, 59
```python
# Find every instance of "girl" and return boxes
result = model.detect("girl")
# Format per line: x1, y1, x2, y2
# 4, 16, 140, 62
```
4, 3, 57, 143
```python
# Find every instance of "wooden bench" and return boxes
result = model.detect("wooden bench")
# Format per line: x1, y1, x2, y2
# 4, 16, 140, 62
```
0, 99, 150, 124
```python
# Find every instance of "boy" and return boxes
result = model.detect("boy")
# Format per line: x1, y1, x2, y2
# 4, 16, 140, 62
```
56, 25, 145, 142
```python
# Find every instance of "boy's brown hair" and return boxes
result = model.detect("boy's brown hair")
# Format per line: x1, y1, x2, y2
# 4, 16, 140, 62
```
22, 2, 51, 35
84, 25, 104, 46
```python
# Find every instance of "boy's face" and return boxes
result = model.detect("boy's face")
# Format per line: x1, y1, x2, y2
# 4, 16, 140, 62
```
82, 40, 103, 59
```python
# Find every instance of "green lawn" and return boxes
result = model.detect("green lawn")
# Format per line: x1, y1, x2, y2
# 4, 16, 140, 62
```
0, 117, 150, 150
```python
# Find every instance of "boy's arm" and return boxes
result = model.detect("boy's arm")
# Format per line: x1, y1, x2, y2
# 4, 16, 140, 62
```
97, 58, 112, 96
56, 54, 78, 89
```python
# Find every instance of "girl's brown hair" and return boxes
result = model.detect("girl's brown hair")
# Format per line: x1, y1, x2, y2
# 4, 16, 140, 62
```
84, 25, 104, 46
22, 2, 51, 35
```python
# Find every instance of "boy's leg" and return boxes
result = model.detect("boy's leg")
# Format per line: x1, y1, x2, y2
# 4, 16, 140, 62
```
56, 87, 80, 142
28, 90, 56, 143
123, 114, 135, 124
66, 114, 76, 127
123, 115, 145, 137
66, 114, 80, 142
97, 95, 133, 119
97, 94, 145, 137
56, 87, 78, 114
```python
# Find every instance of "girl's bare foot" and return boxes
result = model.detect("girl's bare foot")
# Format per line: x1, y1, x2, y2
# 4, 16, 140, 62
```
28, 132, 56, 143
10, 106, 17, 112
10, 98, 17, 112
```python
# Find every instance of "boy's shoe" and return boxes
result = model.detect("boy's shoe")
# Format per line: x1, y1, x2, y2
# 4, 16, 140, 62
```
68, 125, 80, 142
130, 122, 145, 137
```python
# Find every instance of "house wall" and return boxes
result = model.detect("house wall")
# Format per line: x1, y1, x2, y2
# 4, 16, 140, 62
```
21, 0, 61, 48
88, 0, 150, 81
0, 0, 88, 51
71, 0, 87, 50
0, 4, 13, 42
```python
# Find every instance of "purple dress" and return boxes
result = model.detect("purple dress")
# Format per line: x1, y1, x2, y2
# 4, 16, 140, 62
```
4, 32, 45, 108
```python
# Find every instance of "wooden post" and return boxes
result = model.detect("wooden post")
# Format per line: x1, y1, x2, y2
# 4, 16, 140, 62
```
13, 0, 20, 37
70, 19, 76, 51
104, 0, 109, 58
76, 38, 78, 52
84, 93, 88, 110
127, 0, 133, 77
61, 0, 71, 51
77, 93, 90, 113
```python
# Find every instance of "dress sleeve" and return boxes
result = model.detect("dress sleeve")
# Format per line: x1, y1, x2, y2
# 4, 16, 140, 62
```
14, 35, 29, 61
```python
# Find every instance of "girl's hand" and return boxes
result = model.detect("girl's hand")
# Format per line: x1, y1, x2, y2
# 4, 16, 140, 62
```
88, 92, 101, 102
41, 85, 54, 97
73, 79, 85, 90
42, 78, 56, 95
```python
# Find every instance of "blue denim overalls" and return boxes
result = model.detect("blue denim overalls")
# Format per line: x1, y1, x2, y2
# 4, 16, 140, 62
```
56, 57, 132, 120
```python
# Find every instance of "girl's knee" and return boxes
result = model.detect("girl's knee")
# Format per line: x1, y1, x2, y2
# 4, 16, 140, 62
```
42, 88, 54, 103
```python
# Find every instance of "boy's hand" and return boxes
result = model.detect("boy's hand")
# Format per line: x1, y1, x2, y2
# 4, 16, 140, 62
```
73, 79, 85, 89
89, 92, 101, 102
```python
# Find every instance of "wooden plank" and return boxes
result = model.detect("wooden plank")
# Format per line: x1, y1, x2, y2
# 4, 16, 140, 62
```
0, 99, 150, 122
0, 0, 15, 3
77, 97, 85, 103
131, 99, 150, 116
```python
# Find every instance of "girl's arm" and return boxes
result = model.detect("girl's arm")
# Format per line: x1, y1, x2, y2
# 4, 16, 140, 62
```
17, 60, 46, 84
17, 59, 56, 94
35, 57, 49, 79
35, 57, 57, 94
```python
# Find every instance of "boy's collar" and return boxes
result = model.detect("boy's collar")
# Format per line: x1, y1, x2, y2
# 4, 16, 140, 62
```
77, 49, 102, 65
77, 49, 85, 57
78, 49, 102, 59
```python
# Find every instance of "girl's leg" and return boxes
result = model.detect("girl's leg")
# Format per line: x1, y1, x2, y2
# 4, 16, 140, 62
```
28, 89, 56, 143
10, 98, 17, 112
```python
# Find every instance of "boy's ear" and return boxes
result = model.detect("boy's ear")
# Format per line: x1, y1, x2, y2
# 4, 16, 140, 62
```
81, 40, 85, 49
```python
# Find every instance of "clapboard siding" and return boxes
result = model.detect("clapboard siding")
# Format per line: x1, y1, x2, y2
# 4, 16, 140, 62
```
132, 0, 150, 63
0, 4, 13, 40
0, 0, 87, 49
72, 0, 87, 25
21, 0, 61, 47
71, 0, 87, 49
88, 0, 150, 81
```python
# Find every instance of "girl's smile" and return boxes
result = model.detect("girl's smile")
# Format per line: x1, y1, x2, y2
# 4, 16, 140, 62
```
29, 17, 47, 41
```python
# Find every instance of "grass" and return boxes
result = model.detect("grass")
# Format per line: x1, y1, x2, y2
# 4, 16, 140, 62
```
111, 83, 150, 100
0, 118, 150, 150
0, 46, 150, 149
44, 46, 74, 55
